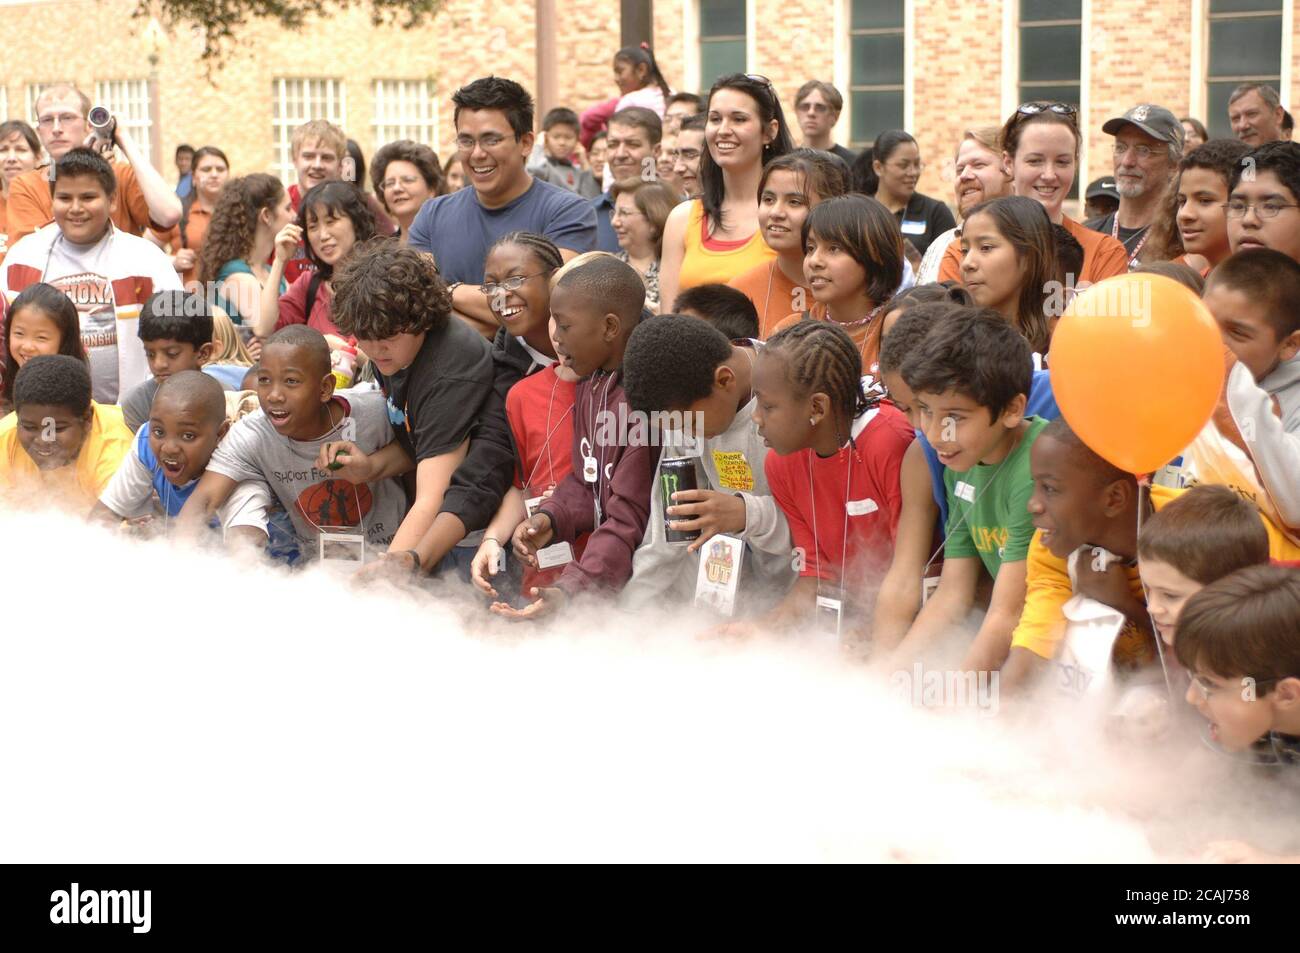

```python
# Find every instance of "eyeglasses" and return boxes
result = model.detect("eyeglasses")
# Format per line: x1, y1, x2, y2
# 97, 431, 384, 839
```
1113, 142, 1161, 161
1190, 673, 1296, 700
1224, 199, 1300, 219
381, 174, 424, 191
455, 133, 517, 152
36, 112, 81, 129
481, 272, 547, 296
1017, 101, 1077, 119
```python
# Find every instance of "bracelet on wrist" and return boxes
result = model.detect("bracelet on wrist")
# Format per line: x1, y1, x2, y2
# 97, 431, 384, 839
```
403, 549, 423, 575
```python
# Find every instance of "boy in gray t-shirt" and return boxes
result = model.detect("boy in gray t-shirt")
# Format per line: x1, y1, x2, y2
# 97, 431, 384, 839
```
175, 326, 410, 553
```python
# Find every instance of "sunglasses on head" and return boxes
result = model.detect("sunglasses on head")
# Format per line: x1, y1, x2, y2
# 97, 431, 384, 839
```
1016, 101, 1078, 119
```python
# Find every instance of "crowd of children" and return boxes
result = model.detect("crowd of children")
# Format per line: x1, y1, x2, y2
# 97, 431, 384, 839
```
3, 63, 1300, 861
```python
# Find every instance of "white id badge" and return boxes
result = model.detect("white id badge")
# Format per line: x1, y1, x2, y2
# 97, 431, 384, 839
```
536, 541, 574, 569
901, 219, 927, 236
845, 497, 879, 517
583, 456, 599, 483
921, 575, 941, 605
525, 496, 544, 519
319, 528, 366, 563
816, 593, 844, 637
954, 480, 976, 503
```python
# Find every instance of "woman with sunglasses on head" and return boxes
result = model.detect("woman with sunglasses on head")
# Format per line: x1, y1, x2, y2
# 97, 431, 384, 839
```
938, 102, 1127, 286
658, 73, 795, 316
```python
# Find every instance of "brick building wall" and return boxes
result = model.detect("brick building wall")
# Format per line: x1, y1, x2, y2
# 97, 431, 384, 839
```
1, 0, 1295, 210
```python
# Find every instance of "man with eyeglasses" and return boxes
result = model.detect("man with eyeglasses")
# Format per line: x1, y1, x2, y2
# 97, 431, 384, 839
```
1227, 140, 1300, 264
792, 81, 856, 166
1086, 104, 1183, 269
407, 76, 597, 338
670, 114, 706, 200
5, 85, 181, 248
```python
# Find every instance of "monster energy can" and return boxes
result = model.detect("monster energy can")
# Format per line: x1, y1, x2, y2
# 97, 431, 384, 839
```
660, 457, 700, 543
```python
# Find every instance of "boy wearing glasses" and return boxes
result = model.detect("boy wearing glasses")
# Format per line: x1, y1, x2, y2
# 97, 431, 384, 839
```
1086, 104, 1183, 267
1227, 140, 1300, 263
408, 76, 597, 338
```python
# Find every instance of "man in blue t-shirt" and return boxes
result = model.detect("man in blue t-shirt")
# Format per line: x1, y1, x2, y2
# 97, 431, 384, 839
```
407, 76, 598, 336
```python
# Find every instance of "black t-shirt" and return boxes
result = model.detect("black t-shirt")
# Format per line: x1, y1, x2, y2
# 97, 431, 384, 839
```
829, 143, 858, 167
1085, 212, 1148, 257
895, 191, 957, 257
378, 317, 495, 464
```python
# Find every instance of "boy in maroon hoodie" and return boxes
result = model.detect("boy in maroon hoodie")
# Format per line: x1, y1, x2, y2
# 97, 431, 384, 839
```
492, 256, 657, 619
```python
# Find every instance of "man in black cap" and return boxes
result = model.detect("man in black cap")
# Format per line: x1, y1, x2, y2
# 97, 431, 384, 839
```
1083, 176, 1120, 222
1086, 104, 1183, 268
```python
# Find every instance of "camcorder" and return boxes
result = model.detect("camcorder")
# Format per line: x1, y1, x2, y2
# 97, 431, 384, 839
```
88, 105, 117, 145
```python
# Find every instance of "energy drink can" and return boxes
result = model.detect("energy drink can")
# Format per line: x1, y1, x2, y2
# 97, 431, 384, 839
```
660, 457, 700, 543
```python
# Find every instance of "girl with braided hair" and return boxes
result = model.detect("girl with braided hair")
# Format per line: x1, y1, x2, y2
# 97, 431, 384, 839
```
750, 319, 914, 637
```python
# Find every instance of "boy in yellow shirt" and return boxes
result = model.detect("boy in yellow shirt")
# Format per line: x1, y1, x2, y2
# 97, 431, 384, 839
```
1002, 418, 1300, 691
0, 354, 131, 510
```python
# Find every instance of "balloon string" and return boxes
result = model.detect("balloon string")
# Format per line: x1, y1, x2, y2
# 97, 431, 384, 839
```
1137, 474, 1176, 701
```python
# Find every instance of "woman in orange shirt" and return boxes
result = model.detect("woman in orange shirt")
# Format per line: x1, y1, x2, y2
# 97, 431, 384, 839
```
150, 146, 230, 287
658, 73, 794, 312
768, 194, 904, 377
728, 148, 849, 337
939, 102, 1127, 286
0, 121, 42, 267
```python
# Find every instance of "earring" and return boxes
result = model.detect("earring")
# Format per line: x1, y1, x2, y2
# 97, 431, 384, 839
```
809, 417, 816, 427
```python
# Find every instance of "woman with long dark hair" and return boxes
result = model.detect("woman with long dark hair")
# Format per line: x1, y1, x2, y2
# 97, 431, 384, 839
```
859, 130, 955, 259
658, 73, 794, 312
255, 181, 377, 345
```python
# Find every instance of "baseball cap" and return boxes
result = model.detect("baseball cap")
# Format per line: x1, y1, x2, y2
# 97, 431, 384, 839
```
1102, 104, 1185, 149
1086, 177, 1119, 201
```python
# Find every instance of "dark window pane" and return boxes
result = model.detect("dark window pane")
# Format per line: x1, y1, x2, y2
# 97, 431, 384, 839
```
1022, 0, 1081, 22
1018, 83, 1079, 112
1209, 19, 1282, 77
1020, 25, 1081, 83
700, 0, 746, 38
1210, 0, 1281, 12
851, 33, 905, 87
700, 39, 747, 90
851, 0, 904, 30
851, 90, 904, 146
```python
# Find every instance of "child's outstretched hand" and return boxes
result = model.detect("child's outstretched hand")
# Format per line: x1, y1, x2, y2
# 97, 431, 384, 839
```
489, 586, 565, 621
471, 537, 506, 597
316, 440, 373, 483
666, 489, 747, 552
511, 512, 554, 568
351, 549, 419, 585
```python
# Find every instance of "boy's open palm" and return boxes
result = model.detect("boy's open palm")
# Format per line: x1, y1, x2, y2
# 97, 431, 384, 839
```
489, 586, 565, 621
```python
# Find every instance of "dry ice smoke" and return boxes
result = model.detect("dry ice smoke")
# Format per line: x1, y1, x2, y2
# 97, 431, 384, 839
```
0, 505, 1293, 863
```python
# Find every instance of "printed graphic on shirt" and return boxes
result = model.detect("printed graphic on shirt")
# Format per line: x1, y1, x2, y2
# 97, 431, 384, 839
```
296, 478, 374, 530
50, 270, 117, 390
712, 450, 755, 491
973, 525, 1008, 556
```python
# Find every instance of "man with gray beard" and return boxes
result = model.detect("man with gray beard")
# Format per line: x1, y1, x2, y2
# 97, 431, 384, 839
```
1086, 104, 1184, 270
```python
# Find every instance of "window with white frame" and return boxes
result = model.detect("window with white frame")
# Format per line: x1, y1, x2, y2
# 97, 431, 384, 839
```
849, 0, 906, 147
698, 0, 747, 92
372, 80, 439, 151
94, 79, 152, 154
271, 78, 346, 184
0, 87, 7, 122
1206, 0, 1284, 138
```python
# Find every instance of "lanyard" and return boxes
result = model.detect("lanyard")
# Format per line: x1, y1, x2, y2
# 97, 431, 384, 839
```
1112, 217, 1150, 270
523, 373, 575, 492
807, 435, 856, 594
586, 370, 616, 519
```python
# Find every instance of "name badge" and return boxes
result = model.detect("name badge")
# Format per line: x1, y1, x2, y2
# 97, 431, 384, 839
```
536, 541, 574, 569
901, 219, 927, 235
694, 534, 744, 617
921, 575, 941, 605
845, 497, 879, 517
954, 480, 976, 503
816, 593, 844, 638
583, 456, 598, 483
319, 528, 366, 563
525, 496, 544, 519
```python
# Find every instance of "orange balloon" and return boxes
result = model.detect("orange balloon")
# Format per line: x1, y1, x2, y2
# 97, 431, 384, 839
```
1048, 273, 1225, 474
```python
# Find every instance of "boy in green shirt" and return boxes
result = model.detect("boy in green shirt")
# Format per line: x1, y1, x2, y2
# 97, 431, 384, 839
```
889, 308, 1044, 674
